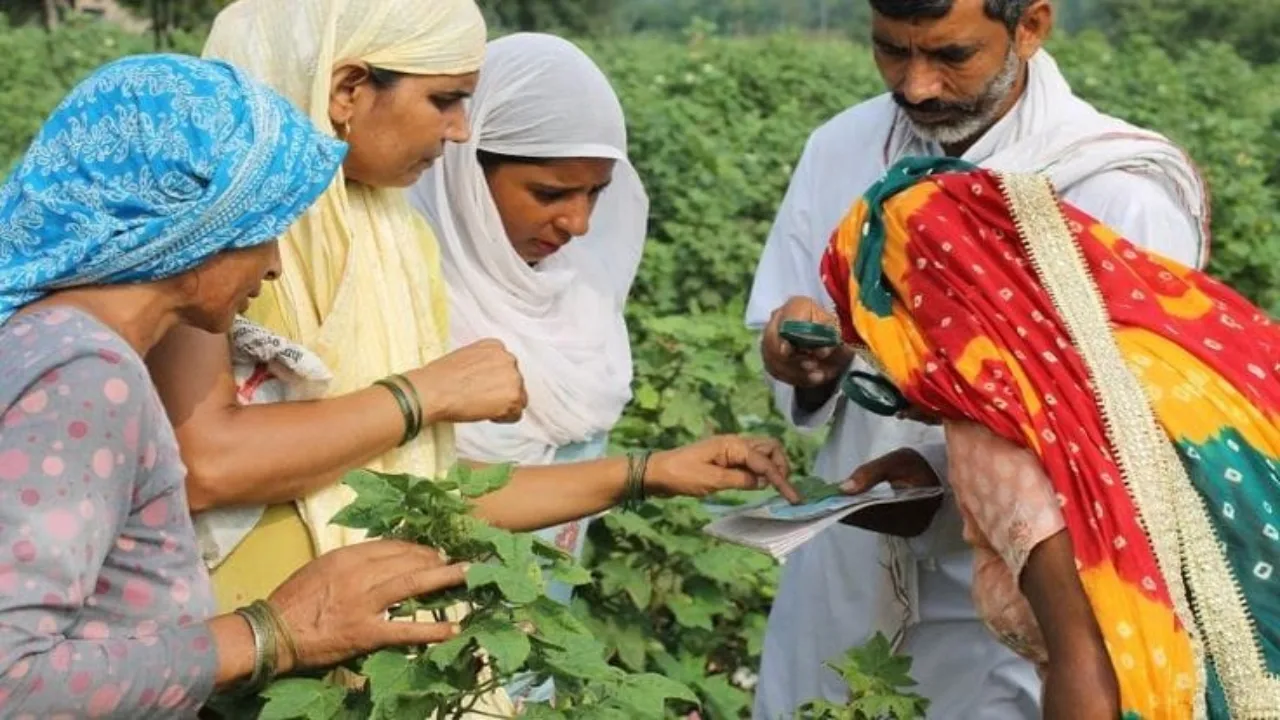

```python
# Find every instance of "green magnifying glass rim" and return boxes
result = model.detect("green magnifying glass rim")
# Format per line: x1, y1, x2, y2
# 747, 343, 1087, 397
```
779, 320, 840, 349
841, 370, 909, 417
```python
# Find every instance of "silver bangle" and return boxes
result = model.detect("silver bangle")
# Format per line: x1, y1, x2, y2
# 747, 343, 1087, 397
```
234, 602, 279, 695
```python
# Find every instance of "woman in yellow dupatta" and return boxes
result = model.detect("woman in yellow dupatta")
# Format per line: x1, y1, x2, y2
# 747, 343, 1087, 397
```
149, 0, 494, 613
144, 0, 797, 686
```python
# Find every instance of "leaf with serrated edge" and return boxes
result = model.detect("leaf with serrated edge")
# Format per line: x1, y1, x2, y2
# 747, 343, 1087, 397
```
606, 673, 698, 719
472, 616, 532, 670
258, 678, 347, 720
549, 558, 593, 587
467, 561, 542, 604
458, 462, 514, 498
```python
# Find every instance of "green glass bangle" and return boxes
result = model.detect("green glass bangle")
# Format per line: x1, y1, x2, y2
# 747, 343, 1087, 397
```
389, 376, 424, 438
386, 373, 424, 441
374, 378, 417, 447
636, 450, 652, 504
621, 450, 652, 512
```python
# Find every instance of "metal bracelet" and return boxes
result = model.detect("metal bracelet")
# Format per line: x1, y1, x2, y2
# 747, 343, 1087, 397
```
253, 600, 297, 675
233, 602, 279, 696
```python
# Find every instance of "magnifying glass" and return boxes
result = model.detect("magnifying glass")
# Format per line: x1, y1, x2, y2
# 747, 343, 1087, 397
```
840, 370, 910, 417
779, 320, 839, 350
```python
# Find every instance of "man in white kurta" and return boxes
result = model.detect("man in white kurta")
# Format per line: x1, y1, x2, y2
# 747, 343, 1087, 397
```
744, 3, 1209, 717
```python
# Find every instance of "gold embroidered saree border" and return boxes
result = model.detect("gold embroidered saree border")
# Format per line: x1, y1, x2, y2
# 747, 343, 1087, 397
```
996, 170, 1280, 718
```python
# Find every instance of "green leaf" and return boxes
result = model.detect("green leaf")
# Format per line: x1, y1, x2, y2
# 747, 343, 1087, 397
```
549, 557, 593, 587
602, 510, 662, 543
634, 383, 661, 410
470, 523, 536, 566
651, 651, 706, 687
362, 651, 415, 706
467, 561, 542, 604
457, 462, 515, 498
343, 469, 407, 506
331, 469, 408, 531
532, 537, 573, 561
524, 597, 593, 650
793, 475, 843, 503
796, 698, 853, 720
520, 704, 570, 720
851, 690, 929, 720
690, 544, 758, 586
694, 674, 751, 720
426, 630, 475, 669
745, 611, 769, 658
608, 617, 650, 672
666, 591, 716, 631
472, 615, 533, 670
606, 673, 698, 719
596, 557, 652, 609
823, 633, 930, 719
571, 706, 633, 720
258, 678, 347, 720
543, 635, 625, 683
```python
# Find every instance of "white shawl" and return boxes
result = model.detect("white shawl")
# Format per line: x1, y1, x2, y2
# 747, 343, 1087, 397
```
409, 33, 648, 465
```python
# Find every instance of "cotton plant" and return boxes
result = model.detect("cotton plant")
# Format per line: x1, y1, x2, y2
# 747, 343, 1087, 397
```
253, 464, 696, 720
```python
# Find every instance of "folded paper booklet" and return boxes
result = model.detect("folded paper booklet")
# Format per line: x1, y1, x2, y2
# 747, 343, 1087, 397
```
703, 484, 946, 561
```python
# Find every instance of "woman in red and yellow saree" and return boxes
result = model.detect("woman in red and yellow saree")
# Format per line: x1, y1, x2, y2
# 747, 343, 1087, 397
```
819, 156, 1279, 719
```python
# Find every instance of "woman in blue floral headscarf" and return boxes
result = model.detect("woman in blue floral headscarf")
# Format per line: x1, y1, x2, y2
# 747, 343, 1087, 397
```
0, 54, 472, 717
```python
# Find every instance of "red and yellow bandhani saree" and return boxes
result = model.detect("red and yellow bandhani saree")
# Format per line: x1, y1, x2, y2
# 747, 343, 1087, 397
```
820, 156, 1279, 719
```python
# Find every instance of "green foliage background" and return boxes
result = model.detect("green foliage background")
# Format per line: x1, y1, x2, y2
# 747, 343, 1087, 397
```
2, 5, 1279, 716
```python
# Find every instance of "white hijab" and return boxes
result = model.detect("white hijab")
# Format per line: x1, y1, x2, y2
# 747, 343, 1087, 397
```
410, 33, 648, 465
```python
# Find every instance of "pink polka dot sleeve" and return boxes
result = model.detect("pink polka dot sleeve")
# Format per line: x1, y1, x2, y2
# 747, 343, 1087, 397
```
0, 309, 218, 718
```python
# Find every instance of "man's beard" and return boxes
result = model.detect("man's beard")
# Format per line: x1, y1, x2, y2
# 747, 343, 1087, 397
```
894, 48, 1020, 147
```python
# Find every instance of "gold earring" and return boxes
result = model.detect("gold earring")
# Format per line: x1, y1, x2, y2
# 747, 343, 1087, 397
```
338, 120, 351, 139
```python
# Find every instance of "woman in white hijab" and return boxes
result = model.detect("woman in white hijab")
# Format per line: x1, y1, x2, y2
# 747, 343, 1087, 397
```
409, 33, 649, 704
413, 29, 643, 582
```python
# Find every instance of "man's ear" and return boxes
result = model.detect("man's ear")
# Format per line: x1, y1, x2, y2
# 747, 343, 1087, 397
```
1014, 0, 1054, 61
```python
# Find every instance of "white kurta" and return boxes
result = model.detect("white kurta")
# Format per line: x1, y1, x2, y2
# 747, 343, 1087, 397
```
745, 78, 1203, 718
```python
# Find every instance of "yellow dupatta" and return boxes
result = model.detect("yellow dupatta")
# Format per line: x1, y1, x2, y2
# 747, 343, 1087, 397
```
203, 0, 484, 555
203, 6, 520, 715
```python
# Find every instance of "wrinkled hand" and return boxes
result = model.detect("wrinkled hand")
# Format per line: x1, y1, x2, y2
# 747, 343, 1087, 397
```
761, 296, 854, 389
267, 540, 467, 673
838, 448, 943, 537
410, 339, 528, 425
646, 435, 800, 503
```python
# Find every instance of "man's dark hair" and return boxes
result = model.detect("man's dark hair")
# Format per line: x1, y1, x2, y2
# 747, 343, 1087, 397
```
868, 0, 1034, 32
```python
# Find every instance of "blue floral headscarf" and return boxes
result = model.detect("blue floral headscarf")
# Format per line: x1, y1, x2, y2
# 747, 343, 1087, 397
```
0, 53, 346, 324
